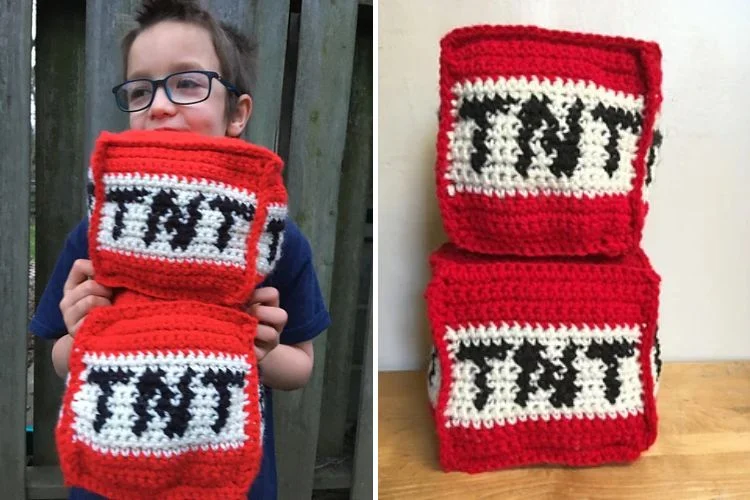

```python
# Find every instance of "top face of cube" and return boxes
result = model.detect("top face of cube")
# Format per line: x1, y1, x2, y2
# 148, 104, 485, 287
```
436, 26, 662, 257
88, 130, 288, 305
429, 241, 660, 284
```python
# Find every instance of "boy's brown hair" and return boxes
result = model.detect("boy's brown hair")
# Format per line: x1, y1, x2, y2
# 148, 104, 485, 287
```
121, 0, 257, 117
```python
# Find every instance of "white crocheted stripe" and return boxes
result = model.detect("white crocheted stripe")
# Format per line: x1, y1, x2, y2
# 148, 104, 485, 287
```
71, 351, 253, 458
446, 76, 644, 199
256, 204, 287, 277
443, 322, 645, 429
96, 173, 257, 268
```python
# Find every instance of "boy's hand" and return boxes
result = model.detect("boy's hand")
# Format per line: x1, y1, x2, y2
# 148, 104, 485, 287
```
246, 287, 288, 363
60, 259, 113, 337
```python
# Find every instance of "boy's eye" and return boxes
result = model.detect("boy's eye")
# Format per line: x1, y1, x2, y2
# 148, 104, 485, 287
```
174, 76, 206, 89
130, 87, 151, 100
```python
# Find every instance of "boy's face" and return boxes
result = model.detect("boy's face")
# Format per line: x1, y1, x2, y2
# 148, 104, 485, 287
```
126, 20, 233, 137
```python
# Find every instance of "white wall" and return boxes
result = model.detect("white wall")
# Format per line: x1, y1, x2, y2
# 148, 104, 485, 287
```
378, 0, 750, 371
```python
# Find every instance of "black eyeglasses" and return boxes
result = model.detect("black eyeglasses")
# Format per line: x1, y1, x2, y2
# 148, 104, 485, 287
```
112, 70, 241, 112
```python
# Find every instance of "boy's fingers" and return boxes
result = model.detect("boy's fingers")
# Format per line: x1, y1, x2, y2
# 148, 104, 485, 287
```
60, 279, 113, 311
255, 324, 280, 345
72, 295, 111, 323
251, 305, 288, 331
65, 296, 111, 336
248, 287, 280, 308
63, 259, 95, 293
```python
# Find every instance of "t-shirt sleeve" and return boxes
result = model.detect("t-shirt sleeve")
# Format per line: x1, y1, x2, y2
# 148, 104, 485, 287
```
265, 219, 331, 346
29, 218, 89, 340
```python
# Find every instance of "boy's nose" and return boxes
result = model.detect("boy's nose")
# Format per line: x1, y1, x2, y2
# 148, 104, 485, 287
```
148, 86, 176, 117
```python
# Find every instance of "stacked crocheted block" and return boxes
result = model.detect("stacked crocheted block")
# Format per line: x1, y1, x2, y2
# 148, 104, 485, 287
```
57, 130, 286, 499
426, 244, 661, 471
87, 130, 287, 305
426, 25, 663, 473
436, 25, 663, 257
56, 301, 262, 499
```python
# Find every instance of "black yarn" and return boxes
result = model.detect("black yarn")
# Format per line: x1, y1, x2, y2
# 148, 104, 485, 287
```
105, 187, 150, 240
208, 195, 255, 251
201, 368, 245, 433
646, 129, 662, 186
143, 189, 205, 251
88, 367, 136, 433
131, 367, 196, 438
590, 103, 642, 177
585, 340, 636, 404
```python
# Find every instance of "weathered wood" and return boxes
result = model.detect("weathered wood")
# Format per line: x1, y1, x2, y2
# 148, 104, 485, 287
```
313, 457, 352, 490
83, 0, 140, 163
350, 286, 373, 500
206, 0, 289, 150
0, 1, 32, 497
273, 0, 359, 499
276, 11, 300, 166
26, 466, 66, 499
318, 5, 373, 457
33, 0, 87, 466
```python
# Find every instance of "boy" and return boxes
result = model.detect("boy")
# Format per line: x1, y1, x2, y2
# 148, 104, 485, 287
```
28, 1, 331, 498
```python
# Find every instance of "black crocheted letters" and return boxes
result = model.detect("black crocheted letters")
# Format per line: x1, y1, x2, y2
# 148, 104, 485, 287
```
456, 338, 636, 411
87, 365, 246, 437
457, 94, 642, 177
105, 187, 255, 251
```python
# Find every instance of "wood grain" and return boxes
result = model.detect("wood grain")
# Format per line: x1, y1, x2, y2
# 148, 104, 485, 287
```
379, 363, 750, 499
33, 0, 86, 466
273, 1, 359, 499
0, 1, 32, 496
318, 5, 373, 457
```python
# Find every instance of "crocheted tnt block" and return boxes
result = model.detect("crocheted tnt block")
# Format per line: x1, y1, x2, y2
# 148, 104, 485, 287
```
436, 25, 663, 256
55, 300, 262, 500
88, 130, 288, 306
425, 243, 661, 472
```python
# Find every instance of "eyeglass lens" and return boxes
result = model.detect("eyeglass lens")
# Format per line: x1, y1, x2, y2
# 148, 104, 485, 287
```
116, 72, 212, 111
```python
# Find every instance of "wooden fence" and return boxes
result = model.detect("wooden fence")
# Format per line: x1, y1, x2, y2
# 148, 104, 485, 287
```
0, 1, 373, 499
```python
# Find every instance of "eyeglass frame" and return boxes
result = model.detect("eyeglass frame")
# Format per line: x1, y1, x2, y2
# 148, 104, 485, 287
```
111, 70, 242, 113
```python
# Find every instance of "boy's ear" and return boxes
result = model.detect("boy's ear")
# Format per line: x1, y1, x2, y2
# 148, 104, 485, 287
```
226, 94, 253, 137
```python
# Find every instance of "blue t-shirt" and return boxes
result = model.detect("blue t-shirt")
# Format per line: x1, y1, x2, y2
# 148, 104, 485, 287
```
29, 217, 331, 500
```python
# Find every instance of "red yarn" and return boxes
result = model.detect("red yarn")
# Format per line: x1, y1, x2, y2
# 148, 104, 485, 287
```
56, 301, 262, 499
436, 25, 663, 256
425, 243, 661, 472
88, 129, 288, 306
56, 131, 286, 498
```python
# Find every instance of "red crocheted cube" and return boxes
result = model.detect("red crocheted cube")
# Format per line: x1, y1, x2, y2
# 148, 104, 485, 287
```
436, 25, 663, 256
56, 300, 263, 499
425, 243, 661, 472
88, 130, 288, 306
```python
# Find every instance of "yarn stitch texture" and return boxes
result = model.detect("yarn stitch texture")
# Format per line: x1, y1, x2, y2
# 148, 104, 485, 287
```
425, 242, 661, 472
88, 130, 287, 306
436, 25, 663, 257
56, 130, 287, 499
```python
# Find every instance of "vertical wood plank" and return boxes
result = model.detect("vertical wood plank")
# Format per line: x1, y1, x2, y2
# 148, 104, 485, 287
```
206, 0, 289, 150
83, 0, 140, 164
0, 1, 32, 496
273, 1, 359, 498
351, 286, 373, 500
246, 1, 289, 150
318, 5, 373, 457
33, 0, 87, 466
